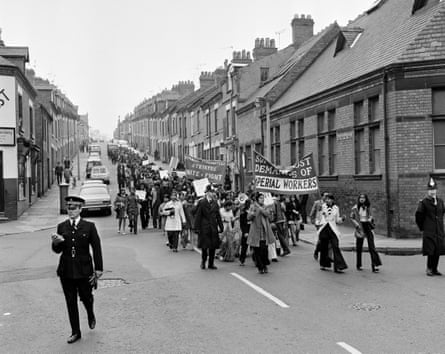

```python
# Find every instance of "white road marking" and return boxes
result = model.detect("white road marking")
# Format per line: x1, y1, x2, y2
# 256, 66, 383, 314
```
3, 313, 11, 316
230, 272, 289, 308
337, 342, 362, 354
193, 246, 202, 254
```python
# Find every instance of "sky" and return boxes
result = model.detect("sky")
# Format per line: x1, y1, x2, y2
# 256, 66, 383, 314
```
0, 0, 376, 139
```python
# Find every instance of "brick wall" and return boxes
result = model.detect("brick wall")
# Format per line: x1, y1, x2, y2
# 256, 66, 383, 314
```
3, 178, 18, 220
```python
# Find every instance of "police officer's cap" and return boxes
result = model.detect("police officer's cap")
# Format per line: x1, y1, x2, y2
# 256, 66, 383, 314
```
427, 177, 437, 190
65, 195, 85, 204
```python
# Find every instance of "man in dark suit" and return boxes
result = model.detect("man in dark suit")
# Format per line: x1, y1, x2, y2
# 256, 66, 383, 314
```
193, 185, 224, 270
51, 195, 103, 344
415, 177, 445, 276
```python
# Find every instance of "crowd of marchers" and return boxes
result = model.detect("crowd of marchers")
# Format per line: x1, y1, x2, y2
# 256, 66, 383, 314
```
108, 146, 445, 277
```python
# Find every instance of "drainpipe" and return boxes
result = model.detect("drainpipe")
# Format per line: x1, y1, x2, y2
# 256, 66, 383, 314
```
383, 69, 392, 238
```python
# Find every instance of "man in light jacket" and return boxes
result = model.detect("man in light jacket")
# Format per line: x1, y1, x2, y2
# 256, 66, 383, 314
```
162, 190, 186, 252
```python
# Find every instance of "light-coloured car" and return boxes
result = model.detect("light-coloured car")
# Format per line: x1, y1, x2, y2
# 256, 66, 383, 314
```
86, 157, 102, 178
90, 166, 110, 185
79, 185, 112, 216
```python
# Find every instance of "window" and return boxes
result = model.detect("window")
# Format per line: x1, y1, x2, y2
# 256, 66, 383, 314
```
206, 111, 210, 136
260, 67, 269, 82
318, 136, 327, 175
298, 140, 304, 161
354, 100, 365, 125
355, 128, 365, 174
224, 110, 229, 138
214, 109, 218, 132
317, 112, 325, 133
231, 109, 236, 136
328, 134, 337, 175
432, 89, 445, 170
369, 126, 381, 174
327, 109, 335, 131
290, 121, 296, 139
291, 142, 297, 165
245, 145, 252, 171
183, 117, 187, 138
368, 96, 379, 121
271, 126, 280, 165
179, 117, 182, 137
255, 143, 262, 155
29, 106, 34, 138
298, 118, 304, 138
196, 111, 200, 133
18, 94, 23, 133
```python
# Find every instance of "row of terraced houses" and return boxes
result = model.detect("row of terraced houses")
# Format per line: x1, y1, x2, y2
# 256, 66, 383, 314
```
114, 0, 445, 238
0, 34, 89, 221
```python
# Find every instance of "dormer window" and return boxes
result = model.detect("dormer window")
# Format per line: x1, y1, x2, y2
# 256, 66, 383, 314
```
260, 67, 269, 82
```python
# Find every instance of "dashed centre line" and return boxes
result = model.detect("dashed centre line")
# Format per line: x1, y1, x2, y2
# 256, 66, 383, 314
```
337, 342, 362, 354
230, 272, 289, 308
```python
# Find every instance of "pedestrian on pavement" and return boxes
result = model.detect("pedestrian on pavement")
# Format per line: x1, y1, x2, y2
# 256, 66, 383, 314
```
51, 195, 103, 344
193, 185, 224, 270
127, 189, 139, 234
161, 190, 186, 252
247, 192, 277, 274
415, 177, 445, 276
316, 193, 348, 273
114, 188, 128, 234
270, 194, 291, 257
350, 193, 382, 272
55, 162, 64, 185
310, 191, 329, 260
63, 167, 71, 185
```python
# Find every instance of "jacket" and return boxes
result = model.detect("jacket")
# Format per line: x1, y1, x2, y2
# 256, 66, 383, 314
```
350, 204, 373, 238
316, 203, 344, 239
247, 202, 276, 247
162, 200, 186, 231
415, 196, 445, 256
52, 219, 103, 279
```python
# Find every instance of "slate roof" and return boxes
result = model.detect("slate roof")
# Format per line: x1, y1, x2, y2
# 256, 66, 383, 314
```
239, 22, 341, 111
0, 56, 16, 67
273, 0, 445, 111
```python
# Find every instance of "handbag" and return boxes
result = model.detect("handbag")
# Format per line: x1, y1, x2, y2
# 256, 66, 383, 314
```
354, 227, 364, 239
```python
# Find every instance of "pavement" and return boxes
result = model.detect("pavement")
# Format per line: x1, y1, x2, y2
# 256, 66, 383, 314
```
0, 152, 422, 255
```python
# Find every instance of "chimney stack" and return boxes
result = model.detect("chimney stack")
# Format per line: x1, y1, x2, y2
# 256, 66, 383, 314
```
291, 14, 314, 48
199, 71, 215, 89
231, 50, 252, 65
253, 37, 278, 61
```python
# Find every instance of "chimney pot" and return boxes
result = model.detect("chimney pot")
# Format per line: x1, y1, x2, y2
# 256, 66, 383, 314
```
265, 38, 270, 47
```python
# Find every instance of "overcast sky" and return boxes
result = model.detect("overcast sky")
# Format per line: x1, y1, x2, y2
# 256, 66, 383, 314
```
0, 0, 375, 138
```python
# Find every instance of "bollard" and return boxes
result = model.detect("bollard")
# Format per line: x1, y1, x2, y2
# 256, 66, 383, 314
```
59, 183, 69, 214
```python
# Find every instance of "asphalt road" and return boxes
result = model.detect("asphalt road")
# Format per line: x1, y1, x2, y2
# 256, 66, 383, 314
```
1, 144, 445, 354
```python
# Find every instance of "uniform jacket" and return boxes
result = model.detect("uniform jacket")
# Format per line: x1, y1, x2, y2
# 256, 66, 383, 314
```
52, 219, 103, 279
415, 196, 445, 256
247, 202, 276, 247
316, 203, 344, 239
193, 198, 224, 249
162, 200, 186, 231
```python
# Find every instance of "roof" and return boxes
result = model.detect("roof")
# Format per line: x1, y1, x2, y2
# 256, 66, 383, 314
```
273, 0, 445, 111
0, 56, 16, 67
239, 22, 341, 111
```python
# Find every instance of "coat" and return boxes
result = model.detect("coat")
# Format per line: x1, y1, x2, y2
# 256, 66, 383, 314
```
52, 219, 103, 279
415, 196, 445, 256
162, 200, 186, 231
247, 202, 276, 247
193, 198, 224, 249
316, 203, 344, 239
350, 204, 373, 238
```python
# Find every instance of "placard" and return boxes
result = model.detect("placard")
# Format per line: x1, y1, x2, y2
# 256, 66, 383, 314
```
192, 177, 210, 197
135, 190, 146, 200
159, 170, 169, 179
142, 160, 150, 166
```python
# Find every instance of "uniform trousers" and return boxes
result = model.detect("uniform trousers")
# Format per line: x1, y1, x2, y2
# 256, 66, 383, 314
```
60, 277, 94, 335
201, 248, 216, 266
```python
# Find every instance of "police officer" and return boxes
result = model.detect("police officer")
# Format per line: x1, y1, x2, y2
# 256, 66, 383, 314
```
51, 195, 103, 344
415, 177, 445, 276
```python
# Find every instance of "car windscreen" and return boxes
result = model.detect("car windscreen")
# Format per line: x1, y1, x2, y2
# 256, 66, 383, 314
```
80, 187, 108, 196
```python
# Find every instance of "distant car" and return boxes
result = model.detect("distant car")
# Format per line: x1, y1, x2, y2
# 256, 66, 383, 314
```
79, 185, 112, 216
81, 180, 107, 189
90, 166, 110, 184
86, 157, 102, 178
88, 144, 101, 156
89, 151, 100, 158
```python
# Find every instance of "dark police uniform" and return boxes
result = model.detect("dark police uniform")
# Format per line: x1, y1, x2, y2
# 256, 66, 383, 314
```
52, 209, 103, 340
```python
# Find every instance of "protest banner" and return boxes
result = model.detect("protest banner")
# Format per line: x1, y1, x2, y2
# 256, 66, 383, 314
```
193, 177, 210, 197
185, 156, 225, 184
169, 156, 179, 172
142, 160, 150, 166
253, 151, 318, 195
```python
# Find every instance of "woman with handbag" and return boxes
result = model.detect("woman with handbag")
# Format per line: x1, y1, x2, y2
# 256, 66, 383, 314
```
350, 193, 382, 272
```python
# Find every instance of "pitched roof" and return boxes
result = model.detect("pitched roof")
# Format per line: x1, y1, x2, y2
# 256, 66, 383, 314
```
273, 0, 445, 111
0, 55, 17, 67
239, 22, 341, 111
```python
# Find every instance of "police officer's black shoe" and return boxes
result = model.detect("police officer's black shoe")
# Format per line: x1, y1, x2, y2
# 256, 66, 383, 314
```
88, 312, 96, 329
426, 269, 434, 276
67, 333, 81, 344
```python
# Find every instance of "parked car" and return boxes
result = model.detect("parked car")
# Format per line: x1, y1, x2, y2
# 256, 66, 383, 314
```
88, 144, 101, 156
79, 185, 112, 216
90, 166, 110, 184
86, 157, 102, 178
81, 180, 106, 186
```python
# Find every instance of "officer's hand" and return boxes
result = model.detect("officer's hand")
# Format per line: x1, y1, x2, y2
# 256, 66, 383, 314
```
51, 233, 65, 245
